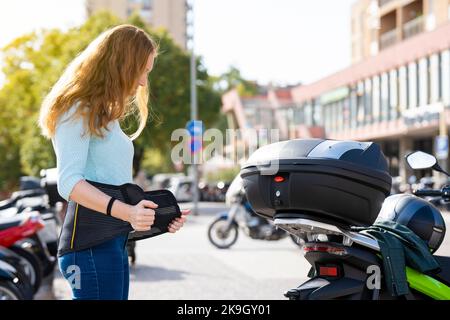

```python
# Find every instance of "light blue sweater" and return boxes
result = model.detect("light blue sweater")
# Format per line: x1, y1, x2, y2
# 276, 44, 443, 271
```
51, 102, 135, 201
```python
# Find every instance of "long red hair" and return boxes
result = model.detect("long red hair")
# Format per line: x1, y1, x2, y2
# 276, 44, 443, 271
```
39, 24, 159, 141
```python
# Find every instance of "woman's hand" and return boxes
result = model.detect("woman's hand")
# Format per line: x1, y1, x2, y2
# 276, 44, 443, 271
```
168, 209, 191, 233
126, 200, 157, 231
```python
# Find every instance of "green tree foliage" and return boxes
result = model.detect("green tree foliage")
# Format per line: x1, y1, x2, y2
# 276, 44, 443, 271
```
211, 65, 259, 98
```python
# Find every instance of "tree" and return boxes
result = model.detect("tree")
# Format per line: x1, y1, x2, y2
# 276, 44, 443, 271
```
211, 65, 259, 97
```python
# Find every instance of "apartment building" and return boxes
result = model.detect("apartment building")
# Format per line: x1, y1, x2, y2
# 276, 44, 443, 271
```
86, 0, 187, 49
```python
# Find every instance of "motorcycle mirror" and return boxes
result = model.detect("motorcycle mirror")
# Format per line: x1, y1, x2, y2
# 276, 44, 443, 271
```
406, 151, 450, 177
406, 151, 437, 170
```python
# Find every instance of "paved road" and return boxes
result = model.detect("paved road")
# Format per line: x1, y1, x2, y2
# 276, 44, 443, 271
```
37, 202, 450, 300
47, 202, 309, 300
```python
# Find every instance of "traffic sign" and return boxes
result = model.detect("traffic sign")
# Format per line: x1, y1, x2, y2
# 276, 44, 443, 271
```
187, 120, 203, 137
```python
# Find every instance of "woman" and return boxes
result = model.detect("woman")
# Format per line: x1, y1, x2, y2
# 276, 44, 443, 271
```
38, 24, 190, 300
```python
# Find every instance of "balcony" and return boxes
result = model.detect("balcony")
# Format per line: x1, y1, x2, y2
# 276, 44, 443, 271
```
403, 15, 424, 39
379, 29, 398, 50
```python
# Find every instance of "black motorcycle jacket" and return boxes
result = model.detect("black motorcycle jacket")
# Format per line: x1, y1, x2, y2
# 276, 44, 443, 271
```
57, 179, 181, 257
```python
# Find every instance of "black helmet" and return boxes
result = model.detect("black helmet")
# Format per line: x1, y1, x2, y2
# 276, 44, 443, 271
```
377, 194, 446, 253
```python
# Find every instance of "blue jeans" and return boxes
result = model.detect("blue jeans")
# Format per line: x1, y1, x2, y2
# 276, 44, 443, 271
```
58, 234, 130, 300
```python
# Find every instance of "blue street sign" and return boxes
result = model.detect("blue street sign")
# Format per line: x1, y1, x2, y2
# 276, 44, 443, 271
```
190, 137, 202, 153
186, 121, 203, 154
187, 120, 203, 137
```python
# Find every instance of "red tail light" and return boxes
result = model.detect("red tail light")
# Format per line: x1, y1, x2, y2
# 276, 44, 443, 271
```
273, 176, 285, 183
319, 266, 339, 277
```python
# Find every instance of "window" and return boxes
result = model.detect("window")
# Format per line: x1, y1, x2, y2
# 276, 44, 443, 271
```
365, 79, 373, 123
381, 73, 389, 121
408, 62, 418, 109
336, 102, 342, 131
350, 86, 358, 129
389, 69, 399, 119
304, 103, 313, 126
330, 103, 336, 132
418, 57, 428, 106
324, 105, 331, 133
333, 102, 339, 132
343, 97, 351, 130
357, 81, 365, 126
293, 105, 303, 125
323, 105, 328, 133
372, 76, 381, 122
338, 100, 344, 131
429, 54, 440, 103
442, 50, 450, 105
399, 66, 408, 112
312, 99, 322, 126
286, 108, 294, 128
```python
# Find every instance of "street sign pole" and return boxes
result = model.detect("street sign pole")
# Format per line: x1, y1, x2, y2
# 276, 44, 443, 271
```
187, 0, 199, 215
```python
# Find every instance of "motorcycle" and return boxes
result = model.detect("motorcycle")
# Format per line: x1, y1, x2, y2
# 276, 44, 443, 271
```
0, 169, 62, 274
0, 200, 58, 279
240, 139, 450, 300
0, 256, 34, 300
0, 211, 45, 295
207, 175, 302, 249
0, 246, 34, 300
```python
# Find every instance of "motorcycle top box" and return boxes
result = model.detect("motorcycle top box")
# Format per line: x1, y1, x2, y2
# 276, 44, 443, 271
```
240, 139, 392, 227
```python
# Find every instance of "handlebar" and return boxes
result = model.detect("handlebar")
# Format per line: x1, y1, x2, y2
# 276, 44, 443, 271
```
413, 185, 450, 201
413, 189, 443, 197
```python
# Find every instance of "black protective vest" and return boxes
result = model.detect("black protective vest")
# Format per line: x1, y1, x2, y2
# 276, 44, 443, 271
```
57, 180, 181, 257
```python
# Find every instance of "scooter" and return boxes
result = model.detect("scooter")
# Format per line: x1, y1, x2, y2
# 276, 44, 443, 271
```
239, 139, 450, 300
276, 151, 450, 300
208, 175, 302, 249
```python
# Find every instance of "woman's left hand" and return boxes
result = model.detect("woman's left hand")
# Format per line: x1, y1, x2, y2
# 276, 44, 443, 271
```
168, 209, 190, 233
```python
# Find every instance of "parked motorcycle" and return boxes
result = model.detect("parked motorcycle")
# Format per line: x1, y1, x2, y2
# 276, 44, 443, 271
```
208, 175, 302, 249
0, 169, 62, 272
0, 256, 34, 300
0, 211, 45, 295
0, 246, 34, 300
0, 198, 58, 279
240, 139, 450, 300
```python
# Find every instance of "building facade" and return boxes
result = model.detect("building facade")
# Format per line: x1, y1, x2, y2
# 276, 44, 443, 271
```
222, 0, 450, 184
86, 0, 187, 49
352, 0, 450, 63
292, 0, 450, 183
221, 85, 325, 163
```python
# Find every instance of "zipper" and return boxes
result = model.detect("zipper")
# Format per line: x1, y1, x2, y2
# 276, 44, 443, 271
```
70, 203, 79, 249
386, 255, 397, 295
